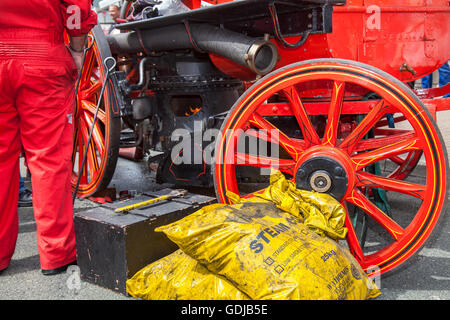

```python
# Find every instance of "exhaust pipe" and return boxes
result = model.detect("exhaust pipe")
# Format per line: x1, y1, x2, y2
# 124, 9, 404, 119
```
107, 24, 278, 75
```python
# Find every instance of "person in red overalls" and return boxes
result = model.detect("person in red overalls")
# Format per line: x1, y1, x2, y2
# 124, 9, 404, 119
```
0, 1, 97, 275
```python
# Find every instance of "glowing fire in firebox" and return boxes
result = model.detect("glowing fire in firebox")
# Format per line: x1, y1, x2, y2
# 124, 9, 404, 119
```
185, 106, 202, 116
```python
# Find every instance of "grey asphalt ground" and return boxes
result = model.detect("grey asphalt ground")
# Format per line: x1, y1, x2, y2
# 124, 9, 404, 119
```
1, 111, 449, 301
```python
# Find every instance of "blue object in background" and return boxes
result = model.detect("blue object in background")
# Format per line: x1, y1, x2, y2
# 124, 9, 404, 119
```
421, 62, 450, 98
386, 113, 395, 128
19, 175, 26, 194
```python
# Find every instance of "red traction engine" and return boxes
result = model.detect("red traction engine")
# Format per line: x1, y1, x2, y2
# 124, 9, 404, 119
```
73, 0, 450, 276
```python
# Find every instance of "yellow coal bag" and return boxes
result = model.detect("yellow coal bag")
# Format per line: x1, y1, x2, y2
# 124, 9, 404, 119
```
156, 201, 380, 300
251, 170, 348, 240
126, 249, 250, 300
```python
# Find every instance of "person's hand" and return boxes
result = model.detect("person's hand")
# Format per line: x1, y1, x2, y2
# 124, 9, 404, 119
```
68, 48, 84, 73
68, 35, 88, 73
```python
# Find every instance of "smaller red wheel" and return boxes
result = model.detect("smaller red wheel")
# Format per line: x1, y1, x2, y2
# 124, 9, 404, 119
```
71, 26, 121, 198
214, 59, 448, 276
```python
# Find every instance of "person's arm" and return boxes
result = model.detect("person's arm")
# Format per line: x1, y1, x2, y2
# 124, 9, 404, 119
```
68, 35, 87, 72
60, 1, 98, 71
69, 35, 88, 52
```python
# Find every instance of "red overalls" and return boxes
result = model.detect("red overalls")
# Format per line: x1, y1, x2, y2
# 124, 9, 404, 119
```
0, 0, 97, 271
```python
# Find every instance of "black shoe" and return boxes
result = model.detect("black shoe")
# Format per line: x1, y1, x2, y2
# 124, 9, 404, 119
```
41, 260, 77, 276
18, 189, 33, 207
0, 268, 6, 275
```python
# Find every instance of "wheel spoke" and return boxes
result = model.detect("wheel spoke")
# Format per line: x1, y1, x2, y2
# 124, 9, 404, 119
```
339, 99, 390, 154
80, 48, 95, 85
76, 124, 88, 184
235, 152, 296, 176
389, 155, 405, 165
83, 112, 105, 159
79, 81, 102, 100
343, 203, 365, 261
356, 171, 425, 199
346, 188, 404, 241
78, 120, 93, 181
351, 135, 420, 171
373, 128, 411, 136
248, 112, 304, 161
80, 100, 106, 124
282, 85, 321, 147
78, 117, 99, 182
352, 131, 416, 153
375, 115, 407, 128
72, 128, 79, 166
322, 81, 345, 146
244, 129, 307, 151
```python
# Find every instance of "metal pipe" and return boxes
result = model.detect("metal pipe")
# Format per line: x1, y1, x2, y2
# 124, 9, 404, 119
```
107, 24, 278, 75
129, 57, 150, 90
73, 57, 117, 204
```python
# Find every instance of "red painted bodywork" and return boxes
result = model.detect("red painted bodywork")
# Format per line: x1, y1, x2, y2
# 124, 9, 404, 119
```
186, 0, 450, 84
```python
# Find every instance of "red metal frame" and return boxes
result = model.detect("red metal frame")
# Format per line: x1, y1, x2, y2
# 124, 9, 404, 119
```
207, 0, 450, 116
173, 1, 450, 94
205, 1, 449, 79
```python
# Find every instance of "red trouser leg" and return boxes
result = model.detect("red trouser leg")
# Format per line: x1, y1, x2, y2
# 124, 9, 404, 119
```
0, 55, 77, 270
17, 59, 77, 270
0, 59, 21, 270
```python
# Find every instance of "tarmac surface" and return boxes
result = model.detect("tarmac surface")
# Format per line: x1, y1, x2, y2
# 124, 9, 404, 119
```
0, 111, 449, 301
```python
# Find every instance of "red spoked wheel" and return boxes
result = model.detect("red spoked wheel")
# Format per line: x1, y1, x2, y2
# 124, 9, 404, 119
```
214, 59, 448, 276
71, 26, 121, 198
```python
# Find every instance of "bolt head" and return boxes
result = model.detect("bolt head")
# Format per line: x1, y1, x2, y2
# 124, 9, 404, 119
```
298, 169, 306, 178
334, 167, 344, 177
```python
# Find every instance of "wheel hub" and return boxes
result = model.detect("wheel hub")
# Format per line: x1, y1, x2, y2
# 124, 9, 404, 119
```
309, 171, 332, 193
295, 156, 348, 201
